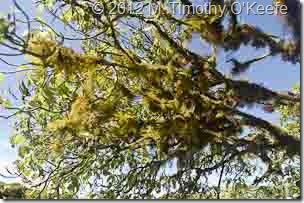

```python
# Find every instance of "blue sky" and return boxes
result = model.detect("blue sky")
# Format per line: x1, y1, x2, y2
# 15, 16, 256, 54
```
0, 0, 300, 182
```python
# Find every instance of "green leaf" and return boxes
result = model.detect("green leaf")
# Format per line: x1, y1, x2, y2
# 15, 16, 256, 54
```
18, 145, 30, 158
12, 135, 26, 145
0, 73, 5, 83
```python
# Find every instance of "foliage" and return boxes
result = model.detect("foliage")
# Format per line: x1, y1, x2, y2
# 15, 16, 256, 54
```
0, 0, 300, 199
279, 85, 300, 137
0, 182, 26, 199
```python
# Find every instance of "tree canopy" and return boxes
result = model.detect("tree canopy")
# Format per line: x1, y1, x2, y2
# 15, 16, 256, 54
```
0, 0, 300, 199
